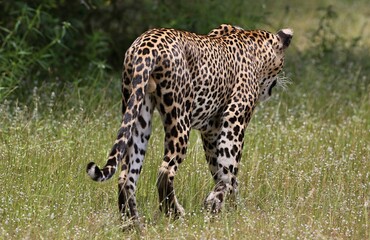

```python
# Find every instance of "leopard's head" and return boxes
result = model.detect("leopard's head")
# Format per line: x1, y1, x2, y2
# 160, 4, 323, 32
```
258, 28, 293, 102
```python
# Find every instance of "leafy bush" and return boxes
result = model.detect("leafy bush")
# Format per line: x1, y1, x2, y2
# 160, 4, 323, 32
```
0, 0, 268, 105
0, 1, 111, 103
286, 5, 370, 117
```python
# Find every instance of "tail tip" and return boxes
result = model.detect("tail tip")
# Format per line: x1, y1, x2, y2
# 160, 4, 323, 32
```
86, 162, 102, 181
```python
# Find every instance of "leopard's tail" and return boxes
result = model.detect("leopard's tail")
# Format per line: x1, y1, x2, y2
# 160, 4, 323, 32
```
86, 58, 153, 182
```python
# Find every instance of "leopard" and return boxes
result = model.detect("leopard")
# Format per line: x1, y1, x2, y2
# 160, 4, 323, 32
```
86, 24, 293, 223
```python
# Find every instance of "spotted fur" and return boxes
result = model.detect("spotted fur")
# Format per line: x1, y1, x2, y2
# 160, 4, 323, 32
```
86, 24, 293, 221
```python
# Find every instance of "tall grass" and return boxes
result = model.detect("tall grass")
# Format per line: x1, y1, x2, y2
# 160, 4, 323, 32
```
1, 82, 368, 239
1, 1, 369, 239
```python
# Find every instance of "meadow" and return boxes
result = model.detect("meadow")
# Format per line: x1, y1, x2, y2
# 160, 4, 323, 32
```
1, 0, 369, 239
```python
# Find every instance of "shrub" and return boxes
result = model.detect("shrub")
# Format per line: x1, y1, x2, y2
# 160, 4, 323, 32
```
0, 1, 111, 103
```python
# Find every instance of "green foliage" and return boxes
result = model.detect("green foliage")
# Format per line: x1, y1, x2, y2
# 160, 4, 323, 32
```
285, 5, 369, 121
0, 4, 63, 100
0, 1, 111, 103
309, 5, 365, 62
0, 0, 268, 104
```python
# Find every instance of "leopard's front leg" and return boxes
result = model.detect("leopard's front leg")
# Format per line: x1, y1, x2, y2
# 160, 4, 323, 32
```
201, 93, 253, 213
202, 127, 242, 213
204, 169, 239, 213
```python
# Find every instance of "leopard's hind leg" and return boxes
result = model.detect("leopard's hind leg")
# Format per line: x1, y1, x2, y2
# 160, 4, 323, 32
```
118, 94, 154, 221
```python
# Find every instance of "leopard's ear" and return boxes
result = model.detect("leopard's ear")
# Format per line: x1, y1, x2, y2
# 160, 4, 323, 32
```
277, 29, 293, 49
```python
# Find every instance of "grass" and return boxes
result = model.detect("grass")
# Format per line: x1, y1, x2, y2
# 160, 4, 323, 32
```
1, 0, 370, 239
1, 88, 368, 239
